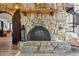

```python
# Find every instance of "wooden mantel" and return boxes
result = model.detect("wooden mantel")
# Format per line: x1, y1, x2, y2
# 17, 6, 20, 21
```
21, 8, 59, 15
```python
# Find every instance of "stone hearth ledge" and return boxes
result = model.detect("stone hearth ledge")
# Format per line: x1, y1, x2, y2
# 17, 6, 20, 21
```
17, 41, 71, 53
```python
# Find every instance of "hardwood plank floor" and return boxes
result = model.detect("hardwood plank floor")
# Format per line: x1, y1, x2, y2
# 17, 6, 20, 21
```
0, 33, 18, 56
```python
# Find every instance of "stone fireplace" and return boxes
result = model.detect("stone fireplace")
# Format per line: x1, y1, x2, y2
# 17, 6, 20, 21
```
18, 4, 71, 53
18, 13, 71, 53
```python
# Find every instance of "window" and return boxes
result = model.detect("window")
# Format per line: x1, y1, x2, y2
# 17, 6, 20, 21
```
65, 14, 74, 32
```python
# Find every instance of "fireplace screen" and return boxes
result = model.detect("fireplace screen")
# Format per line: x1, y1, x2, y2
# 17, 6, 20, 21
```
27, 26, 51, 41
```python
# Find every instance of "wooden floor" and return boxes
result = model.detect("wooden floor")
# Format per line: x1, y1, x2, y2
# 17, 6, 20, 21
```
0, 33, 18, 56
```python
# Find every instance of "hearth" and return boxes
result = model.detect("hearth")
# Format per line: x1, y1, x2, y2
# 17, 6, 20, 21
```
27, 26, 51, 41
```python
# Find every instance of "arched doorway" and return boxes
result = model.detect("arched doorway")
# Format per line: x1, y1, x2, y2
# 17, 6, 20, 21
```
0, 11, 12, 37
27, 26, 51, 41
0, 11, 13, 50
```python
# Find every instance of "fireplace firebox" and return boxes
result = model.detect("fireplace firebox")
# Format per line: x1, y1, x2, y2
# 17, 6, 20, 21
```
27, 26, 51, 41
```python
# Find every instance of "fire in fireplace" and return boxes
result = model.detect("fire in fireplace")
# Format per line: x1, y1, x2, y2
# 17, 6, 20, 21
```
27, 26, 51, 41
